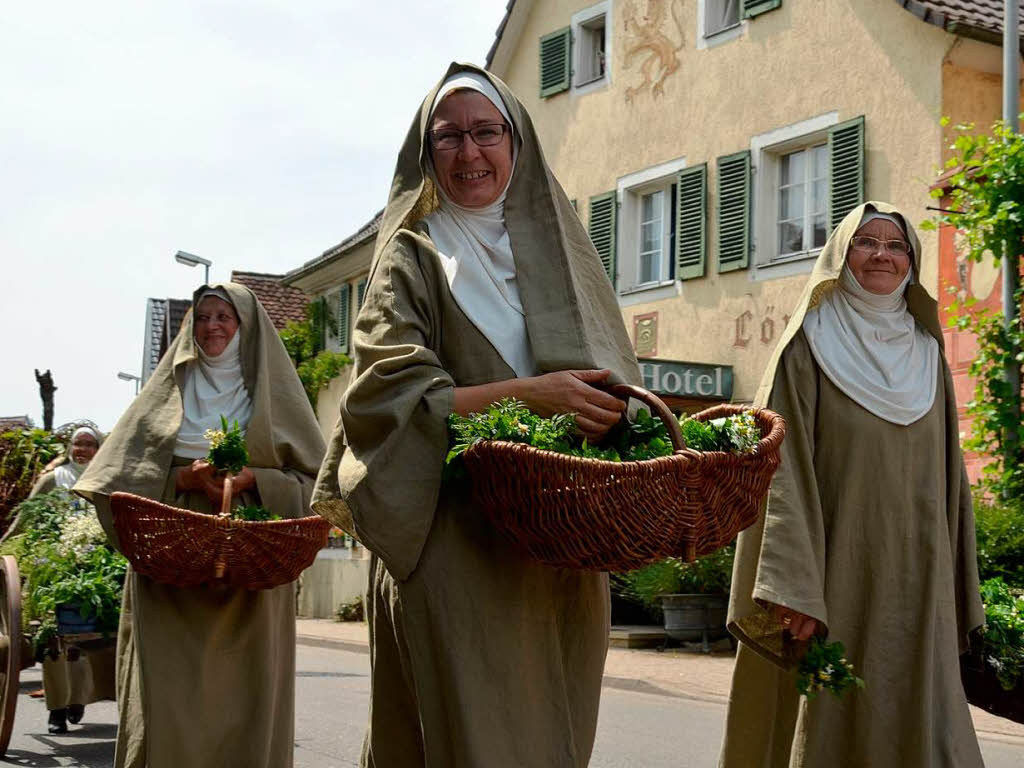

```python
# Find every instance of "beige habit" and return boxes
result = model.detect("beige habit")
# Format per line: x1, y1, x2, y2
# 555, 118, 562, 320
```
76, 283, 325, 768
312, 63, 642, 767
719, 203, 984, 767
28, 446, 118, 715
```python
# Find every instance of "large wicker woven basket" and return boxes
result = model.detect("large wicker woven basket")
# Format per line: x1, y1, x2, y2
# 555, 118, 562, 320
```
460, 384, 786, 571
110, 476, 331, 590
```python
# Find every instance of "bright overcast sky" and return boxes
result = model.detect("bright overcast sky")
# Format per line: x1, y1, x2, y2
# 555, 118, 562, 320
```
1, 0, 502, 431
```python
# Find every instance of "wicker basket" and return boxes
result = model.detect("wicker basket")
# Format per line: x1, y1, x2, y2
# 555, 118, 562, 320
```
460, 384, 786, 571
110, 475, 331, 590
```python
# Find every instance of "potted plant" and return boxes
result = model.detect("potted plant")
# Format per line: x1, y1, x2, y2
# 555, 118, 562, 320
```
961, 577, 1024, 724
614, 545, 735, 653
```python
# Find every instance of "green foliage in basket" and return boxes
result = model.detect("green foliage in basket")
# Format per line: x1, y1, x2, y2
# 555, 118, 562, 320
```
680, 412, 760, 454
0, 490, 126, 656
974, 496, 1024, 588
977, 577, 1024, 691
232, 504, 282, 522
796, 636, 865, 699
204, 415, 249, 474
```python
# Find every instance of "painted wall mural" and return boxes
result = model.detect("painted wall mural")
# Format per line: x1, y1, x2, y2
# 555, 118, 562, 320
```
622, 0, 685, 102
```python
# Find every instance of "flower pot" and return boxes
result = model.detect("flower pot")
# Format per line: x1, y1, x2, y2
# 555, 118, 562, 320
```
961, 652, 1024, 724
55, 603, 97, 635
660, 593, 729, 653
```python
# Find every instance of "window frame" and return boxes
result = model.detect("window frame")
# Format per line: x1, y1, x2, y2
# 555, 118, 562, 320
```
697, 0, 745, 49
775, 142, 829, 261
615, 157, 688, 304
749, 112, 840, 281
571, 1, 613, 95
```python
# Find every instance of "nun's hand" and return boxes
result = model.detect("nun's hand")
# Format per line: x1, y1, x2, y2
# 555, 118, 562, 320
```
175, 460, 216, 494
523, 369, 626, 441
770, 604, 819, 642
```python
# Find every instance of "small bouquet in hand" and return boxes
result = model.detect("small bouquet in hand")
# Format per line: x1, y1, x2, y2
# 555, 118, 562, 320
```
796, 637, 865, 699
203, 416, 278, 521
204, 415, 249, 473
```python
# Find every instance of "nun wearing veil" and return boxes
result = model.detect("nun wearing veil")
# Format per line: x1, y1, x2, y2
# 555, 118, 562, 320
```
23, 425, 116, 734
718, 203, 984, 767
312, 63, 642, 767
75, 284, 325, 768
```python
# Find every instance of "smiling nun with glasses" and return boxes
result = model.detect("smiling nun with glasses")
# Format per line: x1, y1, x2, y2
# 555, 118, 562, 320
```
312, 63, 642, 768
718, 203, 985, 768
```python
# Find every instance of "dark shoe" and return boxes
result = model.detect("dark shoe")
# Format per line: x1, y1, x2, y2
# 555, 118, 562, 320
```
47, 708, 67, 734
67, 704, 84, 724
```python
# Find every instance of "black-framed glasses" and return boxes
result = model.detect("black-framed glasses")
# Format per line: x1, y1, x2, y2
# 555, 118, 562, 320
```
850, 235, 911, 256
429, 123, 509, 151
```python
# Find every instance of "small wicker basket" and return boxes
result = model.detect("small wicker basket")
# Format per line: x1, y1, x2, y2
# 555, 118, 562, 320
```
460, 384, 786, 571
110, 475, 331, 590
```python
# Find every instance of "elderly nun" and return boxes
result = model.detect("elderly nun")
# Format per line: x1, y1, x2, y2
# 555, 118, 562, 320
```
22, 425, 115, 734
312, 63, 642, 767
718, 202, 984, 767
76, 284, 325, 768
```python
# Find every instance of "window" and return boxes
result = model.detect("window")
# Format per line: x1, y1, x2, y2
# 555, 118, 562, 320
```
749, 112, 865, 278
639, 189, 673, 285
705, 0, 740, 36
614, 157, 698, 298
572, 2, 612, 93
777, 144, 828, 259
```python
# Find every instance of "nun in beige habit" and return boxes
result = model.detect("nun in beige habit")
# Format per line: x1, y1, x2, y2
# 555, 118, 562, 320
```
75, 283, 325, 768
23, 425, 116, 734
718, 202, 984, 768
312, 63, 642, 767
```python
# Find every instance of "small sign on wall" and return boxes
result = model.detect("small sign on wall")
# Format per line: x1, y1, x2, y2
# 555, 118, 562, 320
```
633, 312, 658, 357
638, 358, 733, 400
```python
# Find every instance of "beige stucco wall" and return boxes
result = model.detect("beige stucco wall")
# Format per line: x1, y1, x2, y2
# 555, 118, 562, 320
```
941, 39, 1024, 162
494, 0, 956, 399
314, 367, 352, 441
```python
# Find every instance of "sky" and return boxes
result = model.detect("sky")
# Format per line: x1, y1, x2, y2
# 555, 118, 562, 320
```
0, 0, 501, 431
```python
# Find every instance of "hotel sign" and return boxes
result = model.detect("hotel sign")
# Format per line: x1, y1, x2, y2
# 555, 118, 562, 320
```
638, 359, 733, 400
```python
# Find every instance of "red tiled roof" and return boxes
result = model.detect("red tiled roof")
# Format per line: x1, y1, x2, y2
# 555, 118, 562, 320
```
897, 1, 1024, 41
230, 271, 309, 330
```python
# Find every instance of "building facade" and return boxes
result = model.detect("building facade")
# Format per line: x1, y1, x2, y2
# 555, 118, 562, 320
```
288, 0, 1022, 436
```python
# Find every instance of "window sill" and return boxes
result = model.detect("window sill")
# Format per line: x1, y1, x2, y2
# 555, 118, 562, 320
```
699, 21, 743, 50
573, 76, 609, 97
617, 280, 679, 307
752, 250, 821, 282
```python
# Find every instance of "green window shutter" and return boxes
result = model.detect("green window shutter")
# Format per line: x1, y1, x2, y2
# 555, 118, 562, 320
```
676, 164, 708, 280
828, 115, 865, 232
588, 191, 617, 285
717, 151, 751, 273
743, 0, 782, 18
337, 283, 351, 354
539, 27, 571, 98
313, 296, 327, 354
356, 277, 368, 310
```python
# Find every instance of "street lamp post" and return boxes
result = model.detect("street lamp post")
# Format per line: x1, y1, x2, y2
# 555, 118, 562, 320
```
174, 250, 212, 285
117, 371, 141, 396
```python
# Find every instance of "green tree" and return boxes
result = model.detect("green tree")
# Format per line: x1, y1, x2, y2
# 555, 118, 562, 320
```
279, 300, 351, 409
925, 116, 1024, 499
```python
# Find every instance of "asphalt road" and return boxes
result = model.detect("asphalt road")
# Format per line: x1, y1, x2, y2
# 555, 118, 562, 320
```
3, 645, 1022, 767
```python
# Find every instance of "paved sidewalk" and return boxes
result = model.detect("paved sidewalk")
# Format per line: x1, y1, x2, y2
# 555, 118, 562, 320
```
296, 618, 1024, 746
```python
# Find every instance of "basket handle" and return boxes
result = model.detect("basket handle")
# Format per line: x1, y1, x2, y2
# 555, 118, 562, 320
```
215, 473, 233, 580
604, 384, 687, 454
219, 473, 234, 517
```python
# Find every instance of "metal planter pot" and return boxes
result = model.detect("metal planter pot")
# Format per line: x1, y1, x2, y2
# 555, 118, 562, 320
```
660, 593, 729, 653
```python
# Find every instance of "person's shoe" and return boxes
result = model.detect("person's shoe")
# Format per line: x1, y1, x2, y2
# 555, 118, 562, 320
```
47, 708, 67, 734
66, 704, 84, 724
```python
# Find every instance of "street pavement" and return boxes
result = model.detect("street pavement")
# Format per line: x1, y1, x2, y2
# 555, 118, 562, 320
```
3, 629, 1024, 767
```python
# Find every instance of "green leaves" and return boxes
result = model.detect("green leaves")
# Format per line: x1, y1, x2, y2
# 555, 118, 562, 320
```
796, 636, 866, 700
232, 504, 281, 522
280, 301, 352, 408
206, 416, 249, 474
2, 490, 127, 656
612, 546, 736, 611
978, 577, 1024, 691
